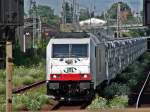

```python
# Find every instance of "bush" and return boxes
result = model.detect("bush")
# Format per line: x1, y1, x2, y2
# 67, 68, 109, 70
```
109, 95, 128, 108
13, 92, 49, 111
127, 79, 138, 88
37, 94, 49, 105
103, 83, 130, 98
27, 99, 41, 111
87, 95, 108, 109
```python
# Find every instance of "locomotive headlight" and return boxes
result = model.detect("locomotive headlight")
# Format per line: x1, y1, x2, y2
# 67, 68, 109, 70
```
81, 74, 91, 80
83, 74, 88, 78
53, 74, 57, 79
51, 74, 60, 79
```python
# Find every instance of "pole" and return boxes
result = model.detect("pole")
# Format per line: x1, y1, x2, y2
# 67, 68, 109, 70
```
6, 41, 13, 112
38, 16, 41, 42
23, 35, 26, 53
33, 7, 36, 49
117, 3, 121, 38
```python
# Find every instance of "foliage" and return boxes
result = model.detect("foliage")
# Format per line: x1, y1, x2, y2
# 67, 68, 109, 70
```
13, 43, 46, 67
127, 79, 138, 88
79, 8, 90, 21
103, 83, 130, 98
117, 54, 149, 89
107, 2, 133, 20
87, 95, 108, 109
29, 5, 59, 26
122, 28, 150, 37
13, 89, 49, 111
109, 95, 128, 108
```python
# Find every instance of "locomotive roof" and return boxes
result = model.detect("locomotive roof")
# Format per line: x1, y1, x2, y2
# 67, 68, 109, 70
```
54, 32, 90, 38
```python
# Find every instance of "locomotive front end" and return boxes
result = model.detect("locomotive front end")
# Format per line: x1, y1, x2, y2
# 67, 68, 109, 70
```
46, 33, 93, 101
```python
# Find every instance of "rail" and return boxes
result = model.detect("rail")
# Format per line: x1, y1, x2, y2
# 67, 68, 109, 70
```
13, 80, 45, 94
136, 71, 150, 109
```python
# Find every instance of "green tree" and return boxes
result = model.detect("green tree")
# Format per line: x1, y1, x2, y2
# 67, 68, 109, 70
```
107, 2, 133, 20
29, 5, 59, 26
79, 8, 90, 21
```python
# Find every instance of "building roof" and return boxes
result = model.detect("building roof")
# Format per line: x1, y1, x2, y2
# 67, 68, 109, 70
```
79, 18, 106, 27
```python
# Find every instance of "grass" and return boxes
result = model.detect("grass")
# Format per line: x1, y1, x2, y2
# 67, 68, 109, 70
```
12, 64, 45, 87
13, 86, 50, 111
87, 95, 108, 109
0, 95, 5, 112
0, 61, 46, 111
0, 63, 45, 88
0, 85, 51, 112
108, 95, 128, 109
0, 82, 5, 94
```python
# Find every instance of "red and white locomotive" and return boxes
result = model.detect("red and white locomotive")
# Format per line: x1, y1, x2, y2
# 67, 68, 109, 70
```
46, 32, 148, 101
46, 32, 93, 101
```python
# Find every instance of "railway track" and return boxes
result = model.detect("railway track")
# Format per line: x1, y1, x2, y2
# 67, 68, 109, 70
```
12, 80, 45, 94
129, 71, 150, 108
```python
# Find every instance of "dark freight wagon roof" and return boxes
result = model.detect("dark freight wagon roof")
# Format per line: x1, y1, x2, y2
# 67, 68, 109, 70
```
54, 32, 89, 38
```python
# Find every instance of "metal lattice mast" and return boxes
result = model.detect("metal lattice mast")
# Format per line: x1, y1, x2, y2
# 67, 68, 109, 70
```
73, 0, 79, 31
29, 0, 37, 48
61, 0, 79, 31
117, 3, 121, 38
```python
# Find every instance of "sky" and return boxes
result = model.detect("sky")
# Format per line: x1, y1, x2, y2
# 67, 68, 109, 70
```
24, 0, 143, 16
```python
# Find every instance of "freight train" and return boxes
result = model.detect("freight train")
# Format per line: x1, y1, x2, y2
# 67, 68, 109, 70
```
46, 32, 148, 101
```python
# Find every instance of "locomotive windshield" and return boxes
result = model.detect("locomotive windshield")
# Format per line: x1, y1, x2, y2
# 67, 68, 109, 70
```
52, 44, 88, 58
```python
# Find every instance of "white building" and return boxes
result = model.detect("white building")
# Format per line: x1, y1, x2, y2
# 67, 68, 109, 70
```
79, 18, 107, 28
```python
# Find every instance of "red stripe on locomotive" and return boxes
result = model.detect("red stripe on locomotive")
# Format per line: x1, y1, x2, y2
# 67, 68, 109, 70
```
50, 74, 91, 81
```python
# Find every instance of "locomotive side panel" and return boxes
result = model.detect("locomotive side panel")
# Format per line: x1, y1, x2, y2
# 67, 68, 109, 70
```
95, 45, 107, 87
89, 39, 96, 88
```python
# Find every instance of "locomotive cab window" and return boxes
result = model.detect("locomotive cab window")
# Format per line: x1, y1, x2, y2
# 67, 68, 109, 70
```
52, 44, 88, 58
52, 44, 69, 58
